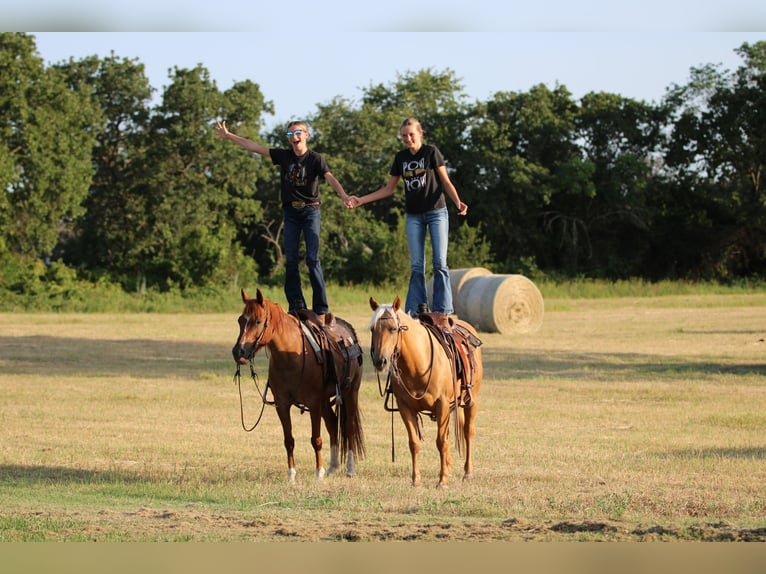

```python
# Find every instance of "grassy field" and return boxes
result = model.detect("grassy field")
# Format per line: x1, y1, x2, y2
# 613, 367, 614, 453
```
1, 290, 765, 542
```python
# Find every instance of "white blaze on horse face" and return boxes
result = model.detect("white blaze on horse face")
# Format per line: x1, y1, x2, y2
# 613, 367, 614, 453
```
237, 314, 250, 348
370, 304, 400, 370
368, 304, 393, 331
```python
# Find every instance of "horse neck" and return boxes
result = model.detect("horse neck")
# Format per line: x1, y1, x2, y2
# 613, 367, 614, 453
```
262, 300, 300, 353
396, 313, 435, 370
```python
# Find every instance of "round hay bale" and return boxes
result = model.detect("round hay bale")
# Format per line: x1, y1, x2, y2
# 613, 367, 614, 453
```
461, 274, 544, 334
426, 267, 492, 314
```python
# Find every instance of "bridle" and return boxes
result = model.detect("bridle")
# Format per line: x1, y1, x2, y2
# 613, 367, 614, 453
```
238, 303, 271, 360
372, 307, 436, 402
233, 303, 272, 432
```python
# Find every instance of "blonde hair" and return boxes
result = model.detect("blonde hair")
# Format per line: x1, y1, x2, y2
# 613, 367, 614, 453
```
400, 117, 423, 132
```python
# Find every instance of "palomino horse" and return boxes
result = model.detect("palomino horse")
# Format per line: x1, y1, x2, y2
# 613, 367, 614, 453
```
369, 295, 483, 488
233, 288, 365, 481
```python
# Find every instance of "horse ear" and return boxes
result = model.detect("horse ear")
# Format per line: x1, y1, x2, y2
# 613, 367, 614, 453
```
256, 288, 264, 304
369, 297, 379, 311
241, 288, 248, 303
393, 295, 402, 311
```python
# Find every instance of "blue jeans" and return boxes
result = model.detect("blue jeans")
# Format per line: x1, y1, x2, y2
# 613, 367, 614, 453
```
405, 207, 453, 314
282, 205, 329, 314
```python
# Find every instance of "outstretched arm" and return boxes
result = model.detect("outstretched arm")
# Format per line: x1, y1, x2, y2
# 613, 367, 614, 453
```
215, 120, 270, 157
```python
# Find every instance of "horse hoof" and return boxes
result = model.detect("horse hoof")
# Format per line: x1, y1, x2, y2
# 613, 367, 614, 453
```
316, 467, 326, 480
463, 473, 474, 481
288, 468, 297, 483
436, 483, 449, 489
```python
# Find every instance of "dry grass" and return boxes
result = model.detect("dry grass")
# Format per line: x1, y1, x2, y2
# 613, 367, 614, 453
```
1, 293, 765, 542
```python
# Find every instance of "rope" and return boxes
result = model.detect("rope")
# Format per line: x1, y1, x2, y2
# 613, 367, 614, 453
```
233, 360, 270, 432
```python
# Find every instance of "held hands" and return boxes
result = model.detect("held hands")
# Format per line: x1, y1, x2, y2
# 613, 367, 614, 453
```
345, 196, 361, 209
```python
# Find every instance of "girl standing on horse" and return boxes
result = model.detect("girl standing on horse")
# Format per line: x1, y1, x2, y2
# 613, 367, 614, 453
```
347, 117, 468, 316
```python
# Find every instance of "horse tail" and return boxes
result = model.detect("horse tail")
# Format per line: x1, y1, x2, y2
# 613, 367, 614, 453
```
339, 383, 366, 462
330, 318, 366, 462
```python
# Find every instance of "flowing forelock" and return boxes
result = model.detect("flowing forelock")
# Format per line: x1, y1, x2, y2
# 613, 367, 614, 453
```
369, 304, 396, 330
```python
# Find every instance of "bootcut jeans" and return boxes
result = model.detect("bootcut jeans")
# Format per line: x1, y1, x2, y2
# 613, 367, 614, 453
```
405, 207, 453, 315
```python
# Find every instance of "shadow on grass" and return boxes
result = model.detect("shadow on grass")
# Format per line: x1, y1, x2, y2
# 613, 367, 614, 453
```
0, 464, 147, 485
0, 335, 234, 379
481, 348, 765, 382
668, 446, 766, 460
3, 335, 763, 383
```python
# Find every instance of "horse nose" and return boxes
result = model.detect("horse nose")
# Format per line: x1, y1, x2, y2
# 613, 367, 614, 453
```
232, 344, 247, 364
371, 354, 387, 371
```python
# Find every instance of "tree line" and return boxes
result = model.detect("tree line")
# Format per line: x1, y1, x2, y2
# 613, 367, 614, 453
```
2, 33, 764, 298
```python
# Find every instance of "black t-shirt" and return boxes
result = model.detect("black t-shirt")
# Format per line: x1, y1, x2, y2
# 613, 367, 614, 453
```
390, 144, 448, 214
269, 148, 330, 206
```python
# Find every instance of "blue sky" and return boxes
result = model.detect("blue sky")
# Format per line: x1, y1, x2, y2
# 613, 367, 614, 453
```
14, 1, 766, 130
30, 31, 765, 130
8, 1, 766, 32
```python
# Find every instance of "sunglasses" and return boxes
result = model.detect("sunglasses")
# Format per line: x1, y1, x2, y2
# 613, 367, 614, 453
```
285, 130, 304, 137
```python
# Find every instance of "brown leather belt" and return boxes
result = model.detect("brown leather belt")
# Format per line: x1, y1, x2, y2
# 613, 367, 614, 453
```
289, 200, 320, 209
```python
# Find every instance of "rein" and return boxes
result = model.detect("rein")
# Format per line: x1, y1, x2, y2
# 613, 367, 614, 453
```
373, 311, 438, 462
233, 303, 274, 432
375, 312, 436, 402
233, 359, 271, 432
373, 309, 465, 458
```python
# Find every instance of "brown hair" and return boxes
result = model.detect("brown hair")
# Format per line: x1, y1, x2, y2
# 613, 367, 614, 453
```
287, 120, 310, 135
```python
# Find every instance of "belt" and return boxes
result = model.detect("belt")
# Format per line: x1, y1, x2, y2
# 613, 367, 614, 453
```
289, 200, 320, 209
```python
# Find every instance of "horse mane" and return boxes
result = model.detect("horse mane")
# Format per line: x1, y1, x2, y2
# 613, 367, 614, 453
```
334, 315, 359, 342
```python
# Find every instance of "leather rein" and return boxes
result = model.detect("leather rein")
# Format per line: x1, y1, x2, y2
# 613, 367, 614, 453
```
232, 303, 273, 432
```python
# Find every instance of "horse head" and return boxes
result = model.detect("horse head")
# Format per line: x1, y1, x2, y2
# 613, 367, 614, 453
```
232, 288, 271, 364
369, 295, 406, 372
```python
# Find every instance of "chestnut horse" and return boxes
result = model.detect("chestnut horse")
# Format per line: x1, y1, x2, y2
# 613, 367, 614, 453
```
369, 295, 483, 488
233, 288, 365, 481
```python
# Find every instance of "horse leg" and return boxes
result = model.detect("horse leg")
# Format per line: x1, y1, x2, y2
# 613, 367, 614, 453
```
463, 402, 478, 480
323, 400, 340, 476
399, 407, 422, 487
341, 382, 363, 477
310, 408, 326, 480
275, 403, 297, 482
434, 401, 453, 489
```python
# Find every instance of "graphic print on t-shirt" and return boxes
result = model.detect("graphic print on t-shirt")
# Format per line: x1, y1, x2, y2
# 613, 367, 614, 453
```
288, 162, 307, 187
402, 157, 426, 192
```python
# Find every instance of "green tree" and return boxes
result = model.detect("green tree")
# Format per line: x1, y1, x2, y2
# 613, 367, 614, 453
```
0, 33, 96, 262
134, 65, 271, 290
53, 52, 154, 287
661, 41, 766, 279
211, 79, 275, 282
466, 83, 581, 274
572, 92, 666, 277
